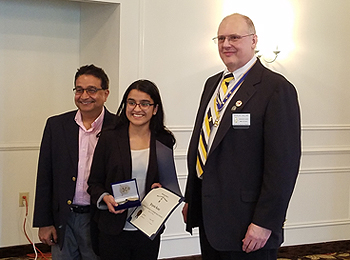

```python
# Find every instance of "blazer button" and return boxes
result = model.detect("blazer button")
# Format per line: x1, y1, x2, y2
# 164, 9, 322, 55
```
67, 200, 72, 205
72, 177, 76, 182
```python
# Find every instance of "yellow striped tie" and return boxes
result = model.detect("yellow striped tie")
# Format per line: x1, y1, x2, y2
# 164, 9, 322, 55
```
196, 73, 234, 177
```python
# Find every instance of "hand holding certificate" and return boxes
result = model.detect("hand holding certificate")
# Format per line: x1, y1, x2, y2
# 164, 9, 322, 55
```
128, 187, 184, 240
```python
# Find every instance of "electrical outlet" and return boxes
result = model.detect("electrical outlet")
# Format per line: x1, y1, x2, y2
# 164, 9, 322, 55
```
19, 192, 29, 207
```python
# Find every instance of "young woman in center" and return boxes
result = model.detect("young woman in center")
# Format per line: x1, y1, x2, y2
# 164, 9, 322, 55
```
88, 79, 178, 260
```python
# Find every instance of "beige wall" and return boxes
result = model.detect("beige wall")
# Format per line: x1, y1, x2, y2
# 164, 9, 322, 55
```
0, 0, 349, 258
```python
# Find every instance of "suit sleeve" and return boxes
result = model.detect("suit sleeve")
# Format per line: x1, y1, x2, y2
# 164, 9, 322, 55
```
33, 119, 54, 227
252, 80, 301, 233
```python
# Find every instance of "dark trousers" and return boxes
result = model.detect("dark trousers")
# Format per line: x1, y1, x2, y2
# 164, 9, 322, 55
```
51, 211, 99, 260
199, 225, 278, 260
98, 230, 161, 260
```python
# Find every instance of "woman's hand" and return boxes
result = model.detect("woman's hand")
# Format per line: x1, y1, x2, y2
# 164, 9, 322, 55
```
151, 183, 162, 189
103, 194, 126, 214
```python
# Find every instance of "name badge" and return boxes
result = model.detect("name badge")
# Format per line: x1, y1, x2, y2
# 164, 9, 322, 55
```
232, 113, 250, 129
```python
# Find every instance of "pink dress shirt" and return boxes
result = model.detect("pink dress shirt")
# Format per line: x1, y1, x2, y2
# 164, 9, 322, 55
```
73, 108, 105, 206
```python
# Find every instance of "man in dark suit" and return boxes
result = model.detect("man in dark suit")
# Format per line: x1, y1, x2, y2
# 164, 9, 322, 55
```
182, 13, 301, 260
33, 64, 116, 259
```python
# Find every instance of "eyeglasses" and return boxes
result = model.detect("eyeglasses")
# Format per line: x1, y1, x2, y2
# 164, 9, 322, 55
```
212, 33, 254, 44
73, 87, 104, 95
126, 100, 155, 110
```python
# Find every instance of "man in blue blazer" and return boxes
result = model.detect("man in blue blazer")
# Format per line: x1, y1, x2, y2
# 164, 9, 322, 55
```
182, 13, 301, 260
33, 65, 116, 259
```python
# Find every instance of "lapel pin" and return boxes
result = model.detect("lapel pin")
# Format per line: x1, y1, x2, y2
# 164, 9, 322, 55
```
235, 100, 243, 107
231, 106, 237, 111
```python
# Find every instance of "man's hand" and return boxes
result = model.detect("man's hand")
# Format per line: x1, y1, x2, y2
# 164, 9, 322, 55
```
182, 203, 188, 223
38, 226, 57, 246
103, 194, 126, 214
242, 223, 272, 253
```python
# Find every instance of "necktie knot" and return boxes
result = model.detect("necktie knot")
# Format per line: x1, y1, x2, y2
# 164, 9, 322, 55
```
220, 73, 234, 96
223, 73, 234, 87
224, 73, 234, 79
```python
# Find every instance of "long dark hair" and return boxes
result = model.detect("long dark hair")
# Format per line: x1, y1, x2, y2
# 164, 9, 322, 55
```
116, 79, 175, 144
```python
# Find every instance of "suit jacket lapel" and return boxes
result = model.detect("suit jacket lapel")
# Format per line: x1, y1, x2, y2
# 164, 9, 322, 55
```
62, 112, 79, 173
200, 73, 223, 117
116, 125, 132, 180
209, 60, 263, 155
63, 109, 116, 177
115, 125, 158, 194
189, 73, 222, 162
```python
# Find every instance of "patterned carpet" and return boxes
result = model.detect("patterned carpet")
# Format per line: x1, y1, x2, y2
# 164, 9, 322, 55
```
6, 253, 349, 259
276, 241, 350, 260
169, 251, 350, 260
279, 251, 350, 259
1, 252, 350, 259
1, 243, 350, 260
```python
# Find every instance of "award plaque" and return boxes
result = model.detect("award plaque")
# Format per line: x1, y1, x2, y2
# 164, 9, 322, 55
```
111, 179, 141, 210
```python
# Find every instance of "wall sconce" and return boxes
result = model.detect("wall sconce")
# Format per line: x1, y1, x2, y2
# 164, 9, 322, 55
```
255, 46, 280, 63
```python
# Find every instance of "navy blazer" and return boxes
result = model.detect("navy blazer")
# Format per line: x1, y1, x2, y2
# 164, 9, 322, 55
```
87, 123, 175, 236
33, 108, 116, 248
185, 59, 301, 251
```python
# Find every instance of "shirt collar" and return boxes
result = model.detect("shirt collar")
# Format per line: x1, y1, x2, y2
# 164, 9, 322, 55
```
223, 56, 257, 80
75, 107, 105, 132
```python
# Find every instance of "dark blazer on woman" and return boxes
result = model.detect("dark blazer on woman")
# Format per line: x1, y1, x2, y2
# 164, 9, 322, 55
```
185, 59, 301, 251
88, 123, 175, 236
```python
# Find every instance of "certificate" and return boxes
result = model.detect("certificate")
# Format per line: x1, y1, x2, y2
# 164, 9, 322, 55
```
128, 187, 184, 240
111, 179, 141, 210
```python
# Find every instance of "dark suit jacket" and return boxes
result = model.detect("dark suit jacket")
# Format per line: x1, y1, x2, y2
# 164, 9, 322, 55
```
185, 59, 301, 251
87, 123, 174, 236
33, 108, 116, 248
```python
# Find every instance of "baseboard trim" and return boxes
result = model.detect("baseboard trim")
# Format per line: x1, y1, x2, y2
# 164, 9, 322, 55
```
1, 240, 349, 259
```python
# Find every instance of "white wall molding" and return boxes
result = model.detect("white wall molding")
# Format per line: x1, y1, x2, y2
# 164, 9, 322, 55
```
302, 147, 350, 155
0, 144, 39, 152
174, 149, 187, 159
285, 218, 350, 230
169, 124, 350, 132
176, 173, 188, 179
161, 232, 199, 241
302, 124, 350, 131
300, 167, 350, 175
169, 126, 193, 133
1, 144, 350, 157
